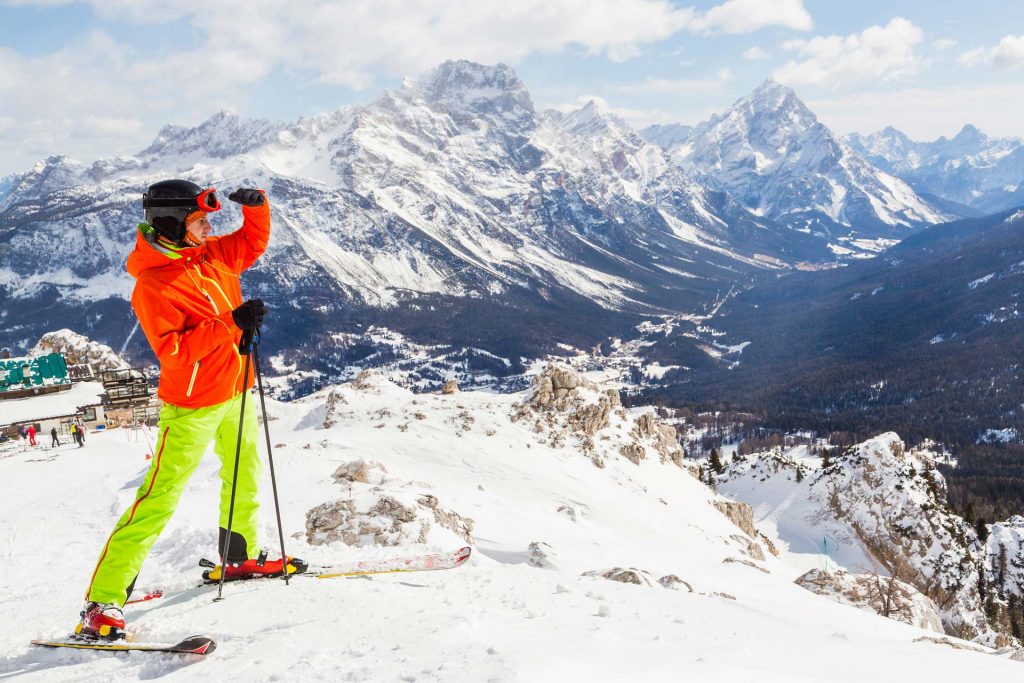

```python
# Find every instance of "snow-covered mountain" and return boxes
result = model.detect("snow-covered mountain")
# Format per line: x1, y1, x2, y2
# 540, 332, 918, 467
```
3, 61, 848, 375
642, 79, 951, 244
2, 364, 1023, 678
846, 125, 1024, 214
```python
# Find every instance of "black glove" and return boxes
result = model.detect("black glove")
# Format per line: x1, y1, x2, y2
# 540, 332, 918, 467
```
228, 188, 266, 207
231, 299, 266, 330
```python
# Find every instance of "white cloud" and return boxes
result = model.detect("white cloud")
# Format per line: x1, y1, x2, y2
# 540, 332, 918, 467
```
742, 46, 771, 60
957, 48, 987, 67
9, 0, 812, 84
772, 18, 924, 87
807, 83, 1024, 141
931, 38, 957, 51
0, 0, 813, 174
958, 35, 1024, 70
690, 0, 812, 34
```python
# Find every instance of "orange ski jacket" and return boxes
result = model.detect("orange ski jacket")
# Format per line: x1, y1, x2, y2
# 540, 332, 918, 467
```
126, 198, 271, 409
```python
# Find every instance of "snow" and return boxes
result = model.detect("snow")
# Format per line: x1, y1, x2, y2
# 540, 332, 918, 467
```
0, 381, 105, 425
978, 428, 1018, 444
0, 378, 1020, 680
641, 363, 679, 380
718, 446, 879, 576
969, 273, 995, 290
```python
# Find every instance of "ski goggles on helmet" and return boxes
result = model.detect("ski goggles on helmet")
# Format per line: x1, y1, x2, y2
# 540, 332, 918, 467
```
193, 187, 221, 212
142, 187, 222, 213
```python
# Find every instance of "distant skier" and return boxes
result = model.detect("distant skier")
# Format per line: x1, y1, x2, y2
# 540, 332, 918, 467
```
75, 180, 305, 641
75, 420, 86, 446
50, 427, 59, 447
27, 424, 36, 446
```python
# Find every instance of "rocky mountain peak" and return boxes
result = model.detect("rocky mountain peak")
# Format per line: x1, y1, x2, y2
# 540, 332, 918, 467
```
138, 110, 284, 159
952, 123, 986, 145
558, 99, 637, 143
729, 78, 820, 135
401, 60, 534, 128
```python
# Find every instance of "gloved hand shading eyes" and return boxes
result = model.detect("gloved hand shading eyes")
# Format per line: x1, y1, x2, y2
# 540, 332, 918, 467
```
228, 188, 266, 207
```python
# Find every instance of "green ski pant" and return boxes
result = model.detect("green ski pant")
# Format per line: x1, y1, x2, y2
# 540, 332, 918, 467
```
86, 392, 261, 606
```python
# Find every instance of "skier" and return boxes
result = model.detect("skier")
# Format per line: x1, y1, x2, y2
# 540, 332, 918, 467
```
50, 427, 59, 447
76, 180, 305, 641
27, 424, 36, 446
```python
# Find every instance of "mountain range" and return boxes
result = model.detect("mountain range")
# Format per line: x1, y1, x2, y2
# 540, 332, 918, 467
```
0, 60, 1020, 401
846, 125, 1024, 215
641, 79, 949, 241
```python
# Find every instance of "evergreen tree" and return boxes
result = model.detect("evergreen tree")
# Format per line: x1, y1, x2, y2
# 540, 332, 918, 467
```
975, 517, 990, 544
821, 448, 831, 469
710, 447, 724, 475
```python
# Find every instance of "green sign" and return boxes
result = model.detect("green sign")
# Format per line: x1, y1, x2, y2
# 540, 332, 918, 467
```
0, 353, 69, 392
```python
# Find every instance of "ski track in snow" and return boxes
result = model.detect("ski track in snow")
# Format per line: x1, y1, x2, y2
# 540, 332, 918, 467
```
0, 379, 1019, 681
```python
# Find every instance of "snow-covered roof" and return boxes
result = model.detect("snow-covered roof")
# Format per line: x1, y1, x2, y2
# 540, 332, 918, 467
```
0, 381, 105, 425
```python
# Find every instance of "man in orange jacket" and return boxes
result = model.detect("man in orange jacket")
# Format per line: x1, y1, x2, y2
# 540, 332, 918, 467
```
76, 180, 305, 641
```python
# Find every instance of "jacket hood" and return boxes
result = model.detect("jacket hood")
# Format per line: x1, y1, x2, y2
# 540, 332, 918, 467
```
126, 223, 204, 278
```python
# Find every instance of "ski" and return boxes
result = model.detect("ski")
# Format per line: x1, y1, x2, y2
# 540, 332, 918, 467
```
125, 590, 163, 605
316, 545, 472, 579
199, 546, 471, 583
31, 634, 216, 655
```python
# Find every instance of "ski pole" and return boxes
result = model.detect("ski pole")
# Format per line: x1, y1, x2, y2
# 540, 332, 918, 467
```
215, 328, 254, 602
252, 327, 291, 585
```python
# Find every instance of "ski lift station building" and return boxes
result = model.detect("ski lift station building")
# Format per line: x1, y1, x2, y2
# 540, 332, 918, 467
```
0, 351, 106, 437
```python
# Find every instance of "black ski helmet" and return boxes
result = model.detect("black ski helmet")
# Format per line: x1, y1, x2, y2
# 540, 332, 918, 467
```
142, 179, 220, 245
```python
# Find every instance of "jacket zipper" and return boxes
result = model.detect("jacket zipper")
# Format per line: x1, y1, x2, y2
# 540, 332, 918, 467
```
194, 265, 233, 314
186, 361, 201, 398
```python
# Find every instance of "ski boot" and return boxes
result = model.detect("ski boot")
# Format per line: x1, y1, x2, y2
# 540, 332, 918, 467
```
74, 602, 126, 641
201, 549, 308, 583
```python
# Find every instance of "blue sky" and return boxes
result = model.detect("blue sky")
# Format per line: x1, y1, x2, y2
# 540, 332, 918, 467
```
1, 0, 1022, 176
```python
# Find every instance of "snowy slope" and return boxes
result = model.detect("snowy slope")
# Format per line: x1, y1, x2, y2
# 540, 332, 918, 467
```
1, 371, 1021, 680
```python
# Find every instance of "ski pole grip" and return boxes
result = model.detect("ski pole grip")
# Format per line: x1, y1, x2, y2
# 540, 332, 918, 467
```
238, 328, 255, 355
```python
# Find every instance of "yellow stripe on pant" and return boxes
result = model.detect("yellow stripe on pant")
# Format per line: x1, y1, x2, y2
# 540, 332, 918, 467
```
85, 392, 262, 606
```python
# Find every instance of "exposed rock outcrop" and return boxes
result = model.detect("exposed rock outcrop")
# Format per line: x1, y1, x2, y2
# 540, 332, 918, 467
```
331, 459, 387, 485
713, 499, 779, 559
31, 329, 127, 370
512, 364, 685, 468
306, 459, 473, 548
797, 568, 944, 634
719, 432, 1010, 646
